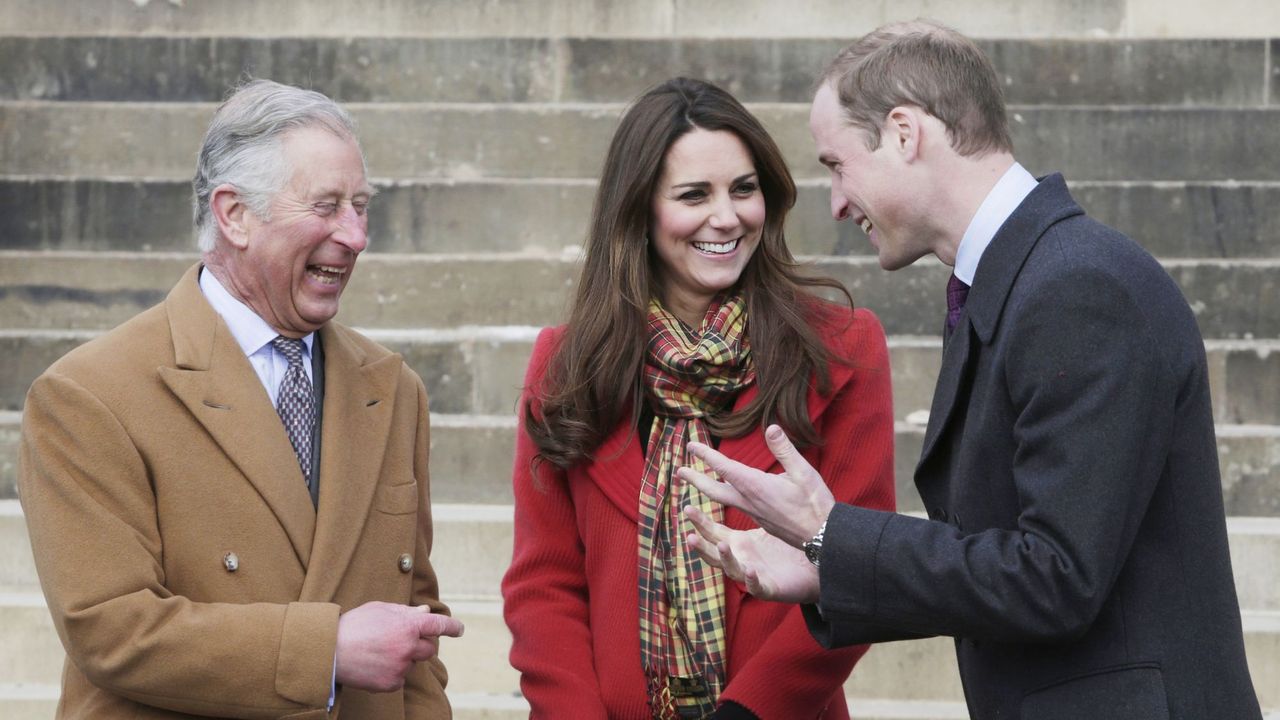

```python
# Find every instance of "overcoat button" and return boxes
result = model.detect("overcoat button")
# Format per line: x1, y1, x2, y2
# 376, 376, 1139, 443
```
223, 552, 239, 572
398, 553, 413, 573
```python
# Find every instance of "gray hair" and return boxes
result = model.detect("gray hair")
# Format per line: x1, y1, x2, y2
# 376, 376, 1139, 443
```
192, 79, 363, 252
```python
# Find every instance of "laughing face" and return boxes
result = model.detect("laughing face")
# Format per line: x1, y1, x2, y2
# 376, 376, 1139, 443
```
650, 128, 765, 326
809, 82, 930, 271
232, 126, 373, 337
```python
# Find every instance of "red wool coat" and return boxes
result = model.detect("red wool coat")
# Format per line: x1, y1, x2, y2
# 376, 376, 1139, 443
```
501, 307, 896, 719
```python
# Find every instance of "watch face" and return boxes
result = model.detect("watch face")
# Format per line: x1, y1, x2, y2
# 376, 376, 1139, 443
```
805, 542, 820, 563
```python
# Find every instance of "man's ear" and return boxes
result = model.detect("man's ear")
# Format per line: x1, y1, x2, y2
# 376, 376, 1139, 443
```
885, 106, 922, 162
210, 184, 250, 250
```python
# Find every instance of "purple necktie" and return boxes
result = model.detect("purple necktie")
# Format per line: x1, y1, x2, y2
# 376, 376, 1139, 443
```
271, 336, 315, 488
946, 274, 970, 335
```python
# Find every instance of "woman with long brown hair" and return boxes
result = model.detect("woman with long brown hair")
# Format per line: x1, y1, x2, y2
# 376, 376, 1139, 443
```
501, 77, 895, 719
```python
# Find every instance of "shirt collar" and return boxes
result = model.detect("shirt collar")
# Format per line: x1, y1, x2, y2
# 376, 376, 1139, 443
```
198, 266, 314, 358
953, 162, 1039, 286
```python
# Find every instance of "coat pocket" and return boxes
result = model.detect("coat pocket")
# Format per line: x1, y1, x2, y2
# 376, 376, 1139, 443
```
1021, 663, 1169, 720
372, 480, 420, 515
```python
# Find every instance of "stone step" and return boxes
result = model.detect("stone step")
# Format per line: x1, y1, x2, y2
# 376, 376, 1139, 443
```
3, 408, 1279, 516
3, 322, 1279, 425
3, 178, 1278, 260
8, 0, 1278, 39
0, 501, 512, 600
0, 691, 983, 720
5, 102, 1280, 183
3, 253, 1279, 341
0, 596, 965, 706
1, 592, 1277, 713
1, 37, 1270, 106
4, 502, 1280, 612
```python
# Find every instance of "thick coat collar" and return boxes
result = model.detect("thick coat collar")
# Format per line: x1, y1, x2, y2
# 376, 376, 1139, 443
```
918, 174, 1084, 471
964, 173, 1084, 345
157, 264, 404, 600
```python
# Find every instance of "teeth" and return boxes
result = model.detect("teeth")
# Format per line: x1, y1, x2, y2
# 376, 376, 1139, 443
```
860, 218, 873, 236
693, 239, 739, 255
308, 265, 345, 285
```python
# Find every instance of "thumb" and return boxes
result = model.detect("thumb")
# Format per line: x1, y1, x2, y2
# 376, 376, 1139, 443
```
764, 425, 816, 482
415, 609, 465, 638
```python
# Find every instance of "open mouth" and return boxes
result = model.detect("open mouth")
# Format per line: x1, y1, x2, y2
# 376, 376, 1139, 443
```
692, 238, 740, 255
307, 264, 347, 285
859, 217, 873, 236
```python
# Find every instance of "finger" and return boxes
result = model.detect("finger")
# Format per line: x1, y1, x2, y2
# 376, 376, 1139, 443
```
685, 441, 755, 490
678, 466, 747, 509
763, 425, 820, 484
686, 531, 723, 567
414, 611, 465, 638
410, 637, 439, 662
683, 505, 725, 545
716, 540, 749, 585
743, 565, 770, 599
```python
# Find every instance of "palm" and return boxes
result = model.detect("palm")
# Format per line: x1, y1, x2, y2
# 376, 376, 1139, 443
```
686, 505, 820, 604
728, 527, 820, 603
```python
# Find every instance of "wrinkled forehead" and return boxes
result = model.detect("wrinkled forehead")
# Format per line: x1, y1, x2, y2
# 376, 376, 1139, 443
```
279, 126, 374, 196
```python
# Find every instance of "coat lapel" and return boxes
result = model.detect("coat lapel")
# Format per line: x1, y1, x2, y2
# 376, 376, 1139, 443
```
915, 174, 1085, 473
157, 264, 317, 568
916, 323, 976, 470
300, 323, 403, 602
585, 410, 646, 523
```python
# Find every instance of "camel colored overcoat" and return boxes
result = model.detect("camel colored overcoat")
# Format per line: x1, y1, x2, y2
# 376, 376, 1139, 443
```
19, 264, 451, 719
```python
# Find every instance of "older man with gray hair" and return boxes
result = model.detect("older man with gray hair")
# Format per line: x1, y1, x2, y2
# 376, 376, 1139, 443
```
19, 79, 462, 719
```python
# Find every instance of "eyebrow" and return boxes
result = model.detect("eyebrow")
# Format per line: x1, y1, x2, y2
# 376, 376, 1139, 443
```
310, 186, 378, 199
670, 172, 758, 190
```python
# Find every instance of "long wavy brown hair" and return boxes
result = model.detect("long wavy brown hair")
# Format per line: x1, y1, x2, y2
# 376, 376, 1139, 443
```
527, 77, 853, 470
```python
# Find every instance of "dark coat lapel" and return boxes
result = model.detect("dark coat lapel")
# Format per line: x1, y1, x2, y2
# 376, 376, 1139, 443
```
301, 323, 403, 602
157, 264, 317, 568
915, 174, 1085, 471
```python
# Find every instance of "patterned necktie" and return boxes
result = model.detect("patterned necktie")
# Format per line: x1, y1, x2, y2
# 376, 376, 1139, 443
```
946, 273, 971, 336
271, 336, 315, 488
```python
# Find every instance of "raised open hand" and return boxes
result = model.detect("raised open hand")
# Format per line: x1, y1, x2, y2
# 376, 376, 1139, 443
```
678, 424, 834, 547
684, 505, 819, 604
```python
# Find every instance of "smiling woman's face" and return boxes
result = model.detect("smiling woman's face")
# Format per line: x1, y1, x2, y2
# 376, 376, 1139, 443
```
650, 128, 765, 326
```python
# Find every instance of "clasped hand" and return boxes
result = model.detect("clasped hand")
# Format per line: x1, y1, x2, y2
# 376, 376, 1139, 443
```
335, 601, 465, 692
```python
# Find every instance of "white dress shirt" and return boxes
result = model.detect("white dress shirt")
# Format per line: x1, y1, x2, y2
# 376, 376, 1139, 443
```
953, 162, 1039, 286
198, 267, 315, 403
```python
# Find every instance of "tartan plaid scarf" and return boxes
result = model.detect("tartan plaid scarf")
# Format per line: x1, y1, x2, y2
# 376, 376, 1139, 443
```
639, 293, 754, 719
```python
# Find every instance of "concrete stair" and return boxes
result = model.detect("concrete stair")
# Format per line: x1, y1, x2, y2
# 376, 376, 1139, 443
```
3, 502, 1279, 715
3, 1, 1280, 717
1, 0, 1278, 39
7, 102, 1280, 182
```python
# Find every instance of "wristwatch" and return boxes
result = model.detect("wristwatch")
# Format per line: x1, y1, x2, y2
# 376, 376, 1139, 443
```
803, 519, 827, 567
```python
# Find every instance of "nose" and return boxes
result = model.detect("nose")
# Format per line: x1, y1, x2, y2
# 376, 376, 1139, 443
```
830, 184, 850, 221
707, 195, 742, 232
333, 203, 369, 253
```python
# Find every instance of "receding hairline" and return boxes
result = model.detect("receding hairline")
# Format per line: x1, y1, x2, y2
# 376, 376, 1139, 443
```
819, 18, 961, 89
